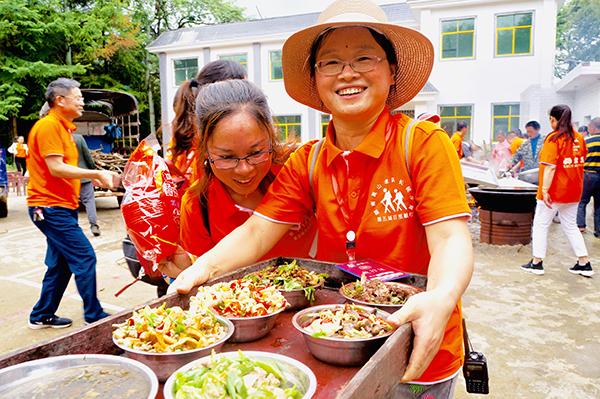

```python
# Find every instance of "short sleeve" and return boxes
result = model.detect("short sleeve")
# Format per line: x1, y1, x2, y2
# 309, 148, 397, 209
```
37, 120, 66, 158
179, 191, 215, 257
410, 124, 471, 225
255, 142, 315, 224
539, 137, 558, 166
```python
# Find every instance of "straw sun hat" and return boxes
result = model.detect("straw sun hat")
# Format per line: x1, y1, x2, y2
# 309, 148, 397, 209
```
282, 0, 434, 113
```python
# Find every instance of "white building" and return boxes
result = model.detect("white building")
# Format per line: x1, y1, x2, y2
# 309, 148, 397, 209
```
148, 0, 568, 146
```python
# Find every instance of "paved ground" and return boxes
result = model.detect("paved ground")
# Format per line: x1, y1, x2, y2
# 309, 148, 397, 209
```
0, 191, 599, 398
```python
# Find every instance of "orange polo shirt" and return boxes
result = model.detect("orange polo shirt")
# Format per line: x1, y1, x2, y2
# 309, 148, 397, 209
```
451, 132, 463, 158
27, 109, 80, 209
15, 143, 27, 158
256, 110, 471, 383
537, 131, 587, 203
179, 166, 316, 260
509, 137, 525, 155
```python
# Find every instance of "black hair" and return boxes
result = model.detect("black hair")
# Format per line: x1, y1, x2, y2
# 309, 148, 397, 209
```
525, 120, 540, 130
457, 121, 468, 131
549, 104, 574, 142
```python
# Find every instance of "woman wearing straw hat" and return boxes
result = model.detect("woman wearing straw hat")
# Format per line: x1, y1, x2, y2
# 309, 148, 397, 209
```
170, 0, 473, 395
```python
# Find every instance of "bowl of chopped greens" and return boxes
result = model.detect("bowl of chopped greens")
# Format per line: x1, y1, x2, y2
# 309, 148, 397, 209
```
292, 304, 395, 366
340, 277, 422, 313
190, 279, 288, 343
112, 304, 234, 382
164, 350, 317, 399
244, 260, 328, 310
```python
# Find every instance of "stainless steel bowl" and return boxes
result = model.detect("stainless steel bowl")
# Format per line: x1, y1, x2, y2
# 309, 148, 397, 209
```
292, 304, 393, 366
339, 281, 421, 313
0, 354, 158, 399
163, 350, 317, 399
281, 285, 321, 310
113, 315, 234, 382
227, 306, 286, 343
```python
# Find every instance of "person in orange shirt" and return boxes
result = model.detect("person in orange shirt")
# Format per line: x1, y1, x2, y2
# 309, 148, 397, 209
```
508, 131, 525, 155
169, 0, 473, 396
158, 79, 315, 277
8, 136, 28, 175
450, 121, 467, 158
166, 60, 246, 194
521, 104, 593, 277
27, 78, 117, 329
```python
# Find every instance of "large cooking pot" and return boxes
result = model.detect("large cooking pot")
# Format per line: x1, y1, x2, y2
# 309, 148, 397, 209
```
469, 187, 537, 213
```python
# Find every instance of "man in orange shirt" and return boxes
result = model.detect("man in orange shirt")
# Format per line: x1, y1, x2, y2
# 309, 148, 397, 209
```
8, 136, 28, 175
450, 122, 468, 158
27, 78, 117, 329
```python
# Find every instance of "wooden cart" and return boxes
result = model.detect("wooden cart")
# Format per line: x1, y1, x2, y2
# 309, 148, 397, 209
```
0, 258, 425, 398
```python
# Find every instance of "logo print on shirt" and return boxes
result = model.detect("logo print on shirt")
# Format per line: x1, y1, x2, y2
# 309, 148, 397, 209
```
369, 177, 414, 223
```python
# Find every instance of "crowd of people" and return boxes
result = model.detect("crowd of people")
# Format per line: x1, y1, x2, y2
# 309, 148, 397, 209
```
6, 0, 598, 396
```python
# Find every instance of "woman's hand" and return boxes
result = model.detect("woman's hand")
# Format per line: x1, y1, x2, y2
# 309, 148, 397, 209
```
167, 257, 213, 295
386, 289, 455, 382
542, 190, 552, 208
157, 246, 192, 278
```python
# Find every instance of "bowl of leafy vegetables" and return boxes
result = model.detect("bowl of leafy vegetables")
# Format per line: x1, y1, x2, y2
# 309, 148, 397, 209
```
164, 350, 317, 399
244, 260, 328, 310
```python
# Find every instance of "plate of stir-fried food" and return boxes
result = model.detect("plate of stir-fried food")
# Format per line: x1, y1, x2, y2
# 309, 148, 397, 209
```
112, 304, 231, 353
340, 276, 422, 312
189, 279, 287, 342
244, 260, 328, 309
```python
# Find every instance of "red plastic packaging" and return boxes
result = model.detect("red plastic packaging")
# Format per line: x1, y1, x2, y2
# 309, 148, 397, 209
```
121, 134, 180, 279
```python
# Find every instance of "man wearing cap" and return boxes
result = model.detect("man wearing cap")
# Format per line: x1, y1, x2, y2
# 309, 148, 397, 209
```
27, 78, 117, 329
170, 1, 473, 396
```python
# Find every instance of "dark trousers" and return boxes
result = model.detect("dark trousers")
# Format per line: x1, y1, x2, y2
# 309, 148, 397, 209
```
576, 172, 600, 235
15, 157, 26, 175
29, 206, 105, 323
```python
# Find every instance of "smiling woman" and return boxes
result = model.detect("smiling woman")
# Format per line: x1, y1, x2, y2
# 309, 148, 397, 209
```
170, 1, 473, 397
157, 80, 316, 278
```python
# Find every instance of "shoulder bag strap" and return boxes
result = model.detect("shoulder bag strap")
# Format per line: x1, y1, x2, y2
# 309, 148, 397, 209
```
307, 139, 325, 258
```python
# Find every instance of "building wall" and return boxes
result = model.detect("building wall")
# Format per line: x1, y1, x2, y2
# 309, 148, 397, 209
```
418, 0, 558, 144
154, 0, 560, 146
571, 81, 600, 126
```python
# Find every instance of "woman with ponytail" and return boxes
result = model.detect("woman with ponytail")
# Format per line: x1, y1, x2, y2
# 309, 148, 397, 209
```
158, 79, 315, 277
521, 104, 594, 277
166, 60, 246, 193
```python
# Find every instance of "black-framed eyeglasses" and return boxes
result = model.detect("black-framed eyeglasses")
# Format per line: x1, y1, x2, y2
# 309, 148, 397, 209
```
315, 55, 385, 76
207, 148, 273, 170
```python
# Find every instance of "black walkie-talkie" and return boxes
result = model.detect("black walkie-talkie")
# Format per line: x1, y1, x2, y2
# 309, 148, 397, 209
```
462, 319, 489, 394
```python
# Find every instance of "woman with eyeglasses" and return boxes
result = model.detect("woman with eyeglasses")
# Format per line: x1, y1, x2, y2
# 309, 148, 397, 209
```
169, 0, 473, 394
158, 79, 316, 278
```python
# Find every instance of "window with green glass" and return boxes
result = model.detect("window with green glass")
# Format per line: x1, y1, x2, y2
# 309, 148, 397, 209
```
218, 53, 248, 73
321, 114, 331, 137
269, 50, 283, 80
274, 115, 301, 141
439, 105, 473, 140
492, 104, 520, 141
496, 12, 533, 56
441, 18, 475, 59
173, 58, 198, 85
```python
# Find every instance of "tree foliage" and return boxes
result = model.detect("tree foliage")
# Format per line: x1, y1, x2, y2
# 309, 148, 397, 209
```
0, 0, 245, 144
556, 0, 600, 77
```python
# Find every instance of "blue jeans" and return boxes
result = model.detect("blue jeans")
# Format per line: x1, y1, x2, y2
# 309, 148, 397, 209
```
29, 206, 105, 323
576, 172, 600, 235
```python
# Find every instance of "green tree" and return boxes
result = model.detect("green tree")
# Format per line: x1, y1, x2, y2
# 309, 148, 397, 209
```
555, 0, 600, 77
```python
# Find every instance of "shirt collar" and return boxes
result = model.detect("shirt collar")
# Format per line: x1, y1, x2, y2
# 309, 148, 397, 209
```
48, 108, 77, 132
323, 108, 391, 167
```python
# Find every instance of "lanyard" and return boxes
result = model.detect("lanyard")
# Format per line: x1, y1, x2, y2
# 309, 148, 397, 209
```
329, 118, 396, 261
